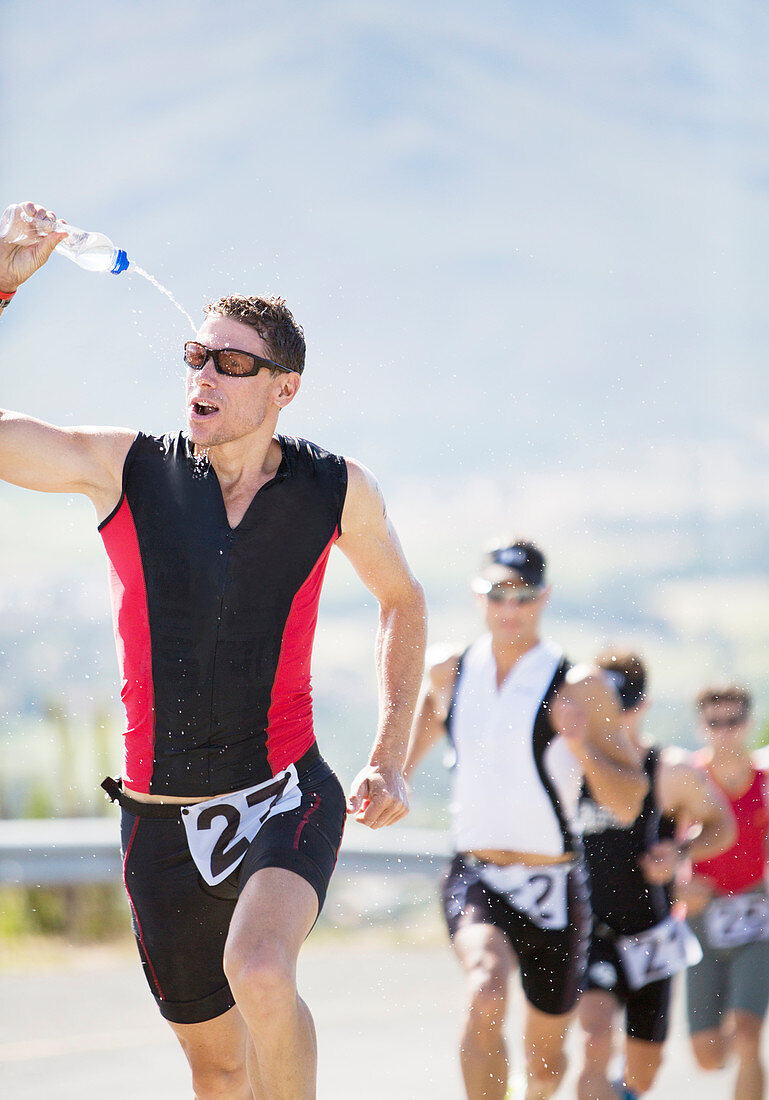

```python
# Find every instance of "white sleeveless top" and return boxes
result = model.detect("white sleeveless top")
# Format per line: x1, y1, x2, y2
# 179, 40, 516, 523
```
448, 637, 583, 857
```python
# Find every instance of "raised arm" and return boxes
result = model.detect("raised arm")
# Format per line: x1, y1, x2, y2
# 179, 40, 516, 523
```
335, 458, 427, 829
403, 652, 460, 782
0, 202, 134, 519
550, 667, 648, 824
0, 413, 133, 515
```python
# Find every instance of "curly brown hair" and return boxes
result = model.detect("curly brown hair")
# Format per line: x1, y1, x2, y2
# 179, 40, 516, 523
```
205, 294, 306, 374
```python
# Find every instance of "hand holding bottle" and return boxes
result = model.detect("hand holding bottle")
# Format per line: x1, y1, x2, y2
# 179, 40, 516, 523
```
0, 202, 68, 294
0, 201, 190, 327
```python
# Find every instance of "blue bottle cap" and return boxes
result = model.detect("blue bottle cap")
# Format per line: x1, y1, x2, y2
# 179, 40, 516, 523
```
111, 249, 129, 275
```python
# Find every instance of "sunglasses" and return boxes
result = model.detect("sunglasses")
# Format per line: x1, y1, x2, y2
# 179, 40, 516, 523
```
484, 583, 544, 605
184, 341, 291, 378
705, 714, 748, 730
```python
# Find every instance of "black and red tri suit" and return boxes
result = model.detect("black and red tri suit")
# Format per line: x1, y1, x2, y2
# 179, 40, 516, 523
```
99, 430, 348, 796
98, 430, 350, 1025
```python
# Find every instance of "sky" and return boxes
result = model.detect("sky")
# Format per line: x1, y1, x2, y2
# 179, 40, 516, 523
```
2, 0, 768, 478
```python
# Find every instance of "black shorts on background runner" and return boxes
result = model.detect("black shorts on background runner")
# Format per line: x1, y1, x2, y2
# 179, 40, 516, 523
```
441, 854, 590, 1016
586, 922, 672, 1043
117, 757, 346, 1024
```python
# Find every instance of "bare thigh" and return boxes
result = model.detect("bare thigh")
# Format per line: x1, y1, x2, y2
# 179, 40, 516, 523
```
453, 920, 516, 996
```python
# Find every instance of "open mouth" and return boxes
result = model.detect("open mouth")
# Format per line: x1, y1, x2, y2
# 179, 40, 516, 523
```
191, 399, 219, 417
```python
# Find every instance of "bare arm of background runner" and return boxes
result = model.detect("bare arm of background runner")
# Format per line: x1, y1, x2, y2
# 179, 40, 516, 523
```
0, 201, 133, 520
552, 667, 648, 825
403, 652, 460, 781
336, 458, 427, 830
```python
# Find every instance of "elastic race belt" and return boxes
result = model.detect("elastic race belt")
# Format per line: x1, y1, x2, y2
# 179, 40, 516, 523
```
102, 742, 320, 819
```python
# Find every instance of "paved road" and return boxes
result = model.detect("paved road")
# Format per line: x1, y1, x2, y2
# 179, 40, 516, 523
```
0, 932, 745, 1098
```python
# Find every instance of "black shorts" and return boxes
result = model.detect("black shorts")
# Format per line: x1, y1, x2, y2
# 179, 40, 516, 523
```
441, 854, 590, 1016
585, 922, 672, 1043
116, 757, 346, 1025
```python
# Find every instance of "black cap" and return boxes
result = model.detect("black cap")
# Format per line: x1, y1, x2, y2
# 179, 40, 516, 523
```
598, 652, 647, 711
472, 539, 547, 594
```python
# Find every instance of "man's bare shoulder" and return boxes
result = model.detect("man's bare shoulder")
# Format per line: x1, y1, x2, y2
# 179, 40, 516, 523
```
342, 456, 380, 502
76, 425, 137, 453
73, 427, 137, 519
342, 455, 373, 478
337, 456, 386, 537
77, 425, 137, 473
426, 644, 464, 691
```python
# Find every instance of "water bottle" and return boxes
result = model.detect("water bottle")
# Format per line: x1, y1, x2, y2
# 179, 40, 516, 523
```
45, 219, 130, 275
0, 207, 130, 275
0, 204, 197, 329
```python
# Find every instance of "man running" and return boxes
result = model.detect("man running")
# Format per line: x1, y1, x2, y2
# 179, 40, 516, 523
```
678, 684, 769, 1100
576, 650, 735, 1100
404, 538, 647, 1100
0, 202, 427, 1100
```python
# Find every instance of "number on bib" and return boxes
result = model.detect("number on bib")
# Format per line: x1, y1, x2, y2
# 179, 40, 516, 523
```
474, 862, 571, 930
182, 768, 302, 886
195, 803, 250, 880
705, 894, 769, 950
617, 917, 702, 990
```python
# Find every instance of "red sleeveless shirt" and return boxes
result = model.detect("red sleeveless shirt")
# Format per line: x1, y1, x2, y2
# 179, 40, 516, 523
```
693, 763, 769, 896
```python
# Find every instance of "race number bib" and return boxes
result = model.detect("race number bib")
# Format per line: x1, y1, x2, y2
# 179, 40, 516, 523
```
617, 916, 702, 990
474, 861, 571, 930
705, 893, 769, 950
181, 767, 302, 886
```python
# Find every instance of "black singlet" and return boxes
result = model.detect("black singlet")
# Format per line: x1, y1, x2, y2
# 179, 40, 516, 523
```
579, 748, 669, 935
99, 432, 347, 796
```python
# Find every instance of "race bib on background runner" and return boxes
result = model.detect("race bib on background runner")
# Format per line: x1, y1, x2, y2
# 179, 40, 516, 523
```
474, 861, 571, 930
181, 767, 302, 886
617, 916, 702, 990
705, 893, 769, 950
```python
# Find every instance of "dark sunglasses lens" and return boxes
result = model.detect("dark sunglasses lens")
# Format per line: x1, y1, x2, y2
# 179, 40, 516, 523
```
709, 715, 745, 729
487, 586, 539, 604
216, 350, 256, 376
184, 342, 207, 368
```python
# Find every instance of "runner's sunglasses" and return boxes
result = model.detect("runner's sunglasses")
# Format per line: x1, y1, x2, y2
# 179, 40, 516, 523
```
184, 340, 291, 377
705, 714, 749, 730
472, 581, 545, 604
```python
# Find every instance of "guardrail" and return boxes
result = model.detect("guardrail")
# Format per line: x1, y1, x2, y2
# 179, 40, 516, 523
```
0, 818, 451, 886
